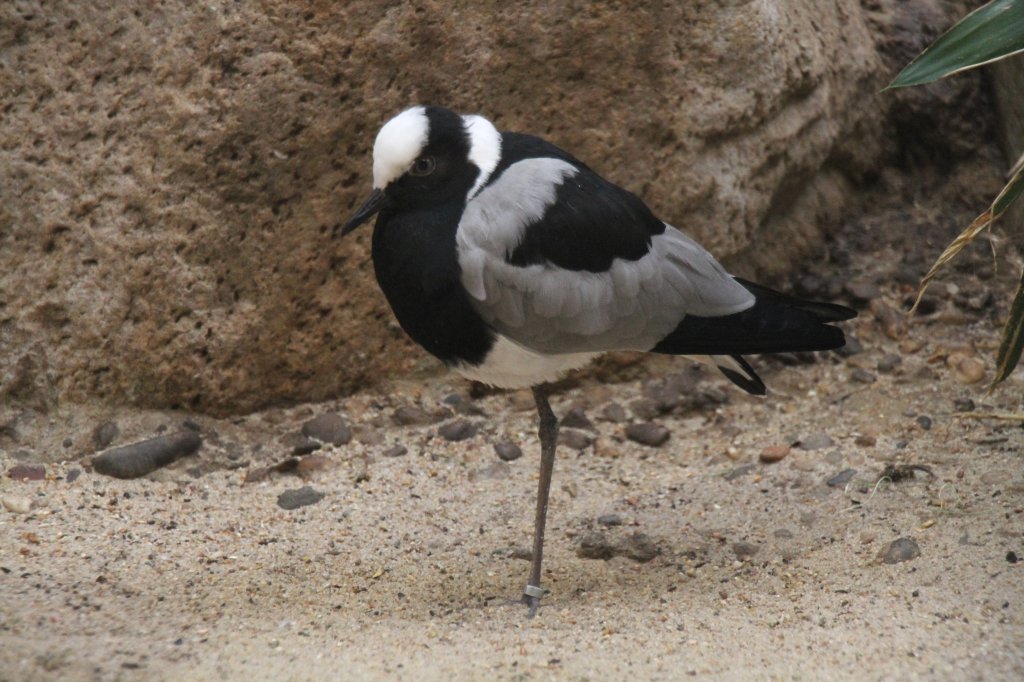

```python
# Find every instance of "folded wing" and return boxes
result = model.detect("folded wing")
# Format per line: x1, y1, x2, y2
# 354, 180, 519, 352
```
456, 156, 755, 355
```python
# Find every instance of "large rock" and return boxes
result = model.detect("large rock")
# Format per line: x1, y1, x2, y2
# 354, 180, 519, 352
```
0, 1, 981, 414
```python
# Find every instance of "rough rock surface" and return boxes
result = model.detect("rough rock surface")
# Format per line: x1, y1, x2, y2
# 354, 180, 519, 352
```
0, 0, 980, 414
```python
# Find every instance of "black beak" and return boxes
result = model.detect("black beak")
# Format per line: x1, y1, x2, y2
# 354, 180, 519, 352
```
337, 188, 386, 237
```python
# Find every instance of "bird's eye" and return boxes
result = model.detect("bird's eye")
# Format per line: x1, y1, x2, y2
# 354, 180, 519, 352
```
409, 156, 436, 177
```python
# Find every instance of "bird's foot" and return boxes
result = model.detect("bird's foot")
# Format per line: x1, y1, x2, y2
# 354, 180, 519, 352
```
522, 583, 546, 618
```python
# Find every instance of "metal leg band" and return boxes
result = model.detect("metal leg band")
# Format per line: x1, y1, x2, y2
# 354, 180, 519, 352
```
523, 584, 545, 599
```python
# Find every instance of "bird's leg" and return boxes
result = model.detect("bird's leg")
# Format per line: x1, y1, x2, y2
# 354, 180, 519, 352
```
523, 384, 558, 618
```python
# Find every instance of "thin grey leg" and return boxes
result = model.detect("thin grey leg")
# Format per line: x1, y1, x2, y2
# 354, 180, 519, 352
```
523, 384, 558, 617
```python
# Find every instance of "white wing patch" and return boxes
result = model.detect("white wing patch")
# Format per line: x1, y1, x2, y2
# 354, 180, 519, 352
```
456, 160, 755, 355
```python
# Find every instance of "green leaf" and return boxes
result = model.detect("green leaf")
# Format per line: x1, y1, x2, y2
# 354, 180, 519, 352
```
886, 0, 1024, 89
993, 267, 1024, 386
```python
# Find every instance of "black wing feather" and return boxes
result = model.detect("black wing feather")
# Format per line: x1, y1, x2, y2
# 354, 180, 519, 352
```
492, 132, 666, 273
652, 280, 855, 356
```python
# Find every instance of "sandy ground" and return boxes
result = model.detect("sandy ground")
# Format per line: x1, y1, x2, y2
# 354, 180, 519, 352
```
3, 196, 1024, 680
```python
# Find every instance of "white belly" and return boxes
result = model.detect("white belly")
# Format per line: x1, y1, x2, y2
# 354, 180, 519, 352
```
455, 334, 599, 389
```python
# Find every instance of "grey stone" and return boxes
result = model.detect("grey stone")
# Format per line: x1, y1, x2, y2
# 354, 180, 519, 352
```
382, 444, 407, 458
560, 406, 594, 430
626, 422, 670, 447
276, 486, 325, 510
301, 413, 352, 446
558, 428, 594, 451
493, 441, 522, 462
576, 532, 617, 560
438, 420, 477, 442
597, 513, 624, 527
881, 538, 921, 564
798, 432, 834, 451
92, 431, 201, 479
826, 468, 857, 487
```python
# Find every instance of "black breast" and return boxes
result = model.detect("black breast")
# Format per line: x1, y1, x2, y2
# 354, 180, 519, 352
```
371, 204, 494, 367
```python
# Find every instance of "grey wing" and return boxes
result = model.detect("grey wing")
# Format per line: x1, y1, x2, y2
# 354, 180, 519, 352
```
456, 158, 755, 355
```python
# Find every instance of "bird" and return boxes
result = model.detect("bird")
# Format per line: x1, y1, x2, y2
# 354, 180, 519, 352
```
338, 105, 856, 617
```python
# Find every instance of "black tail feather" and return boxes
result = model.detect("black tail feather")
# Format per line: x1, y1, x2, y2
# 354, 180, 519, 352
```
716, 354, 767, 396
651, 279, 856, 357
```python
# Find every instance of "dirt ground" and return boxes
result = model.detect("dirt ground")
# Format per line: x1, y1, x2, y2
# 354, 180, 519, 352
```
2, 173, 1024, 680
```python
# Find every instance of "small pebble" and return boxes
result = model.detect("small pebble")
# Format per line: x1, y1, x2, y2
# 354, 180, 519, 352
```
725, 464, 755, 481
468, 461, 511, 482
835, 334, 863, 357
601, 402, 629, 423
65, 468, 82, 484
592, 438, 622, 459
826, 468, 857, 487
225, 442, 244, 460
438, 419, 477, 442
354, 425, 385, 446
7, 464, 45, 481
950, 355, 985, 384
92, 421, 120, 449
296, 454, 334, 477
392, 406, 437, 426
952, 397, 975, 412
382, 444, 408, 458
62, 438, 73, 449
280, 433, 321, 456
773, 528, 794, 539
493, 441, 522, 462
597, 513, 623, 527
916, 415, 933, 431
628, 398, 660, 421
276, 486, 325, 510
980, 470, 1007, 486
182, 418, 202, 432
798, 432, 834, 451
732, 542, 760, 561
881, 538, 921, 564
2, 495, 32, 514
350, 456, 370, 484
854, 434, 877, 447
559, 428, 593, 450
850, 368, 877, 384
900, 338, 924, 354
1007, 551, 1019, 564
576, 532, 617, 560
301, 413, 352, 446
621, 532, 659, 563
869, 300, 905, 339
795, 273, 825, 298
876, 354, 902, 373
560, 406, 594, 430
626, 422, 670, 447
493, 546, 533, 561
844, 279, 881, 302
759, 445, 790, 463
